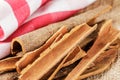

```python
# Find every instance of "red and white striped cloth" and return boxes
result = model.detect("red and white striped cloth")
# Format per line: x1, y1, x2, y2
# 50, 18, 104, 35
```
0, 0, 95, 59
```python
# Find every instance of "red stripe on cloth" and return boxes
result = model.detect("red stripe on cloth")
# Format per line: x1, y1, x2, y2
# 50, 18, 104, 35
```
41, 0, 49, 5
0, 27, 4, 39
5, 0, 30, 26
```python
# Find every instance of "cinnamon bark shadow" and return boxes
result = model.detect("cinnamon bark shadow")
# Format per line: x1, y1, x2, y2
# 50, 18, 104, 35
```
0, 71, 18, 80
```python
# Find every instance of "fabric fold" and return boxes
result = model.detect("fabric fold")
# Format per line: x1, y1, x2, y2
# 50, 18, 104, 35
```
0, 0, 48, 41
0, 0, 95, 59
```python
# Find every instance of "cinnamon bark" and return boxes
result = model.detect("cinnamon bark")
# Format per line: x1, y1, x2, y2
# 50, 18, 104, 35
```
19, 23, 97, 80
79, 49, 117, 79
62, 46, 86, 68
65, 20, 120, 80
53, 48, 117, 80
16, 26, 68, 73
0, 56, 20, 72
48, 46, 86, 80
11, 5, 111, 55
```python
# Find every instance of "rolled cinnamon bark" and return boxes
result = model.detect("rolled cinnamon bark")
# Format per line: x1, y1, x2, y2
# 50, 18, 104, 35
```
65, 20, 120, 80
53, 48, 117, 80
11, 5, 111, 55
0, 56, 20, 72
79, 49, 117, 79
16, 26, 68, 73
19, 23, 97, 80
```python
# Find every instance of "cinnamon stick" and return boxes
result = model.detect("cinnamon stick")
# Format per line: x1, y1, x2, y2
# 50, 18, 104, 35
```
79, 49, 117, 79
11, 5, 111, 55
65, 20, 120, 80
0, 56, 20, 72
53, 48, 117, 80
19, 23, 97, 80
48, 46, 86, 80
62, 46, 86, 67
16, 26, 67, 73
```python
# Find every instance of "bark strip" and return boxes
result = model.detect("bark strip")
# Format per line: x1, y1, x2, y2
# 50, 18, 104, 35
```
65, 20, 120, 80
0, 56, 20, 72
16, 26, 68, 73
19, 23, 97, 80
79, 49, 117, 79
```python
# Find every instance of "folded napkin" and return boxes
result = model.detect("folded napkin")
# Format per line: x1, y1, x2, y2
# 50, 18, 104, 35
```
0, 0, 95, 59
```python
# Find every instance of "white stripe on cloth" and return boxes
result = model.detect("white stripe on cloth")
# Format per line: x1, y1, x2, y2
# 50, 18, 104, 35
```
0, 0, 18, 41
25, 0, 42, 15
26, 0, 95, 22
0, 42, 10, 59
